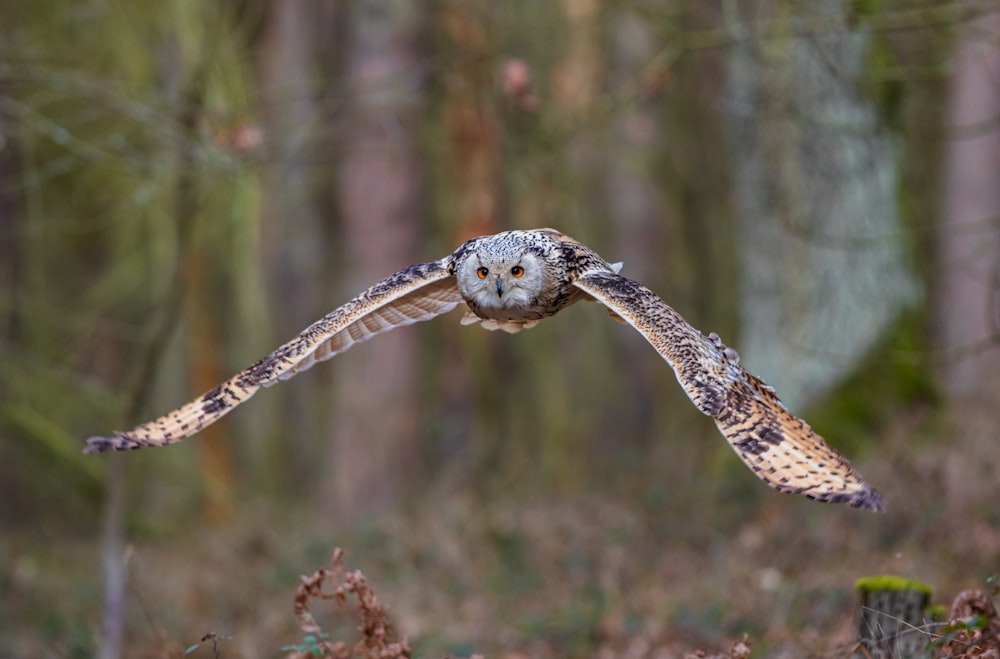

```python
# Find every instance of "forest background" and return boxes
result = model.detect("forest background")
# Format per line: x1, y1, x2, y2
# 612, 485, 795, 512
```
2, 1, 1000, 657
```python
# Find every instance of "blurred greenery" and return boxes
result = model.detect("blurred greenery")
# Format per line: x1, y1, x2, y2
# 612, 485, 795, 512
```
2, 0, 1000, 657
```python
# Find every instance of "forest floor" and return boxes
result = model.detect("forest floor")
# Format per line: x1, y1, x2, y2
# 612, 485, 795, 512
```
4, 449, 1000, 659
5, 408, 1000, 657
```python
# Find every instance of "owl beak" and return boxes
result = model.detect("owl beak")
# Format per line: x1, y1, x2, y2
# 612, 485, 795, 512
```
495, 277, 504, 298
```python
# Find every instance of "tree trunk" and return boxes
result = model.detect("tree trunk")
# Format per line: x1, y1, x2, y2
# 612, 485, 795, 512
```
257, 0, 330, 484
935, 9, 1000, 404
854, 576, 934, 659
435, 0, 501, 478
604, 7, 669, 446
0, 68, 22, 343
327, 0, 426, 518
186, 248, 234, 523
441, 0, 501, 239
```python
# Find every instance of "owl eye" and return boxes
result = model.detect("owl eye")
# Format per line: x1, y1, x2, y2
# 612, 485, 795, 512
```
510, 265, 524, 278
477, 267, 489, 279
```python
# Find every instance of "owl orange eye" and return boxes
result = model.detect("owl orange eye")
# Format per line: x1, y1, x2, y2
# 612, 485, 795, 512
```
511, 265, 524, 278
477, 267, 489, 279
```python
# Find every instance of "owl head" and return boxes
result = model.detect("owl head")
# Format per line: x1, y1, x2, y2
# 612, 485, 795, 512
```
455, 233, 546, 313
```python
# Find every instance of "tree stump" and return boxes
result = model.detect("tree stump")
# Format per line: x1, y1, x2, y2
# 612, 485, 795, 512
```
854, 576, 934, 658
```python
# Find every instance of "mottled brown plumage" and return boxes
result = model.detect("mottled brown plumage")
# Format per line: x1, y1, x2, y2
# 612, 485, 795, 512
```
85, 228, 884, 512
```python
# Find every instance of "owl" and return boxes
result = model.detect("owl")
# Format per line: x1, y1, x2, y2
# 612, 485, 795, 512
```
85, 228, 884, 512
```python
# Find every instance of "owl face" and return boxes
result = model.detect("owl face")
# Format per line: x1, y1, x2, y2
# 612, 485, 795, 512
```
456, 245, 545, 314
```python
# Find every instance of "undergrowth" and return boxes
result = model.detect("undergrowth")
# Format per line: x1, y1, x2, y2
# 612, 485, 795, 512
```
271, 551, 998, 658
929, 584, 1000, 658
6, 408, 1000, 658
284, 547, 411, 659
276, 547, 753, 659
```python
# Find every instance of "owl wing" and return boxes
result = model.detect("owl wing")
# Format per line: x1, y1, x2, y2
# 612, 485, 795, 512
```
573, 270, 884, 512
84, 260, 463, 453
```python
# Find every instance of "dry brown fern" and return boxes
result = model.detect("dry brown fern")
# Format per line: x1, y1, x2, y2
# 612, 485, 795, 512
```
933, 589, 1000, 658
284, 547, 411, 659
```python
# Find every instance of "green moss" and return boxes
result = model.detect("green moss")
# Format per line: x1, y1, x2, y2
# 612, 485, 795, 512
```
848, 0, 886, 21
849, 0, 906, 129
855, 575, 934, 596
862, 37, 905, 128
805, 307, 939, 456
927, 604, 949, 621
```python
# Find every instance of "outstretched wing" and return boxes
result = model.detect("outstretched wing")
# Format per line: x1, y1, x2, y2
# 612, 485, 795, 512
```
85, 260, 463, 453
573, 270, 884, 512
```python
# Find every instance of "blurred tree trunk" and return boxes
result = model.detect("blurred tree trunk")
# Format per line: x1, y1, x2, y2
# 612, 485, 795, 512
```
434, 0, 500, 479
97, 33, 211, 658
622, 2, 737, 503
935, 10, 1000, 405
186, 250, 234, 523
441, 1, 500, 239
726, 0, 918, 410
0, 72, 21, 344
0, 71, 18, 444
606, 11, 666, 289
603, 8, 669, 448
257, 0, 330, 484
167, 40, 235, 521
552, 0, 600, 133
527, 0, 604, 487
326, 0, 426, 518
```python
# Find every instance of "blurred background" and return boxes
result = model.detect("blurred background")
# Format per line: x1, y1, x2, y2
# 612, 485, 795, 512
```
2, 1, 999, 657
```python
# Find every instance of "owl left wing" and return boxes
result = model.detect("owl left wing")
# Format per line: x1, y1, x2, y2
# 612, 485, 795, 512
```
573, 270, 884, 512
84, 260, 463, 453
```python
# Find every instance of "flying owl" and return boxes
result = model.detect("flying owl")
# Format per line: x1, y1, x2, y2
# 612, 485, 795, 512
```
84, 228, 884, 512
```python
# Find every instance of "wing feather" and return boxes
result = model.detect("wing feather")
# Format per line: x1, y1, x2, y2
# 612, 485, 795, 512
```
282, 275, 462, 381
84, 260, 462, 452
573, 271, 884, 512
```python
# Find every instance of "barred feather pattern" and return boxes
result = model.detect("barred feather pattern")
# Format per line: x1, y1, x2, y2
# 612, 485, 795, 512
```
573, 271, 884, 512
84, 262, 461, 452
84, 228, 885, 513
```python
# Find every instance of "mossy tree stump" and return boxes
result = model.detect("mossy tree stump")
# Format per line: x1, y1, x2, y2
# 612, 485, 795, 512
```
854, 576, 935, 658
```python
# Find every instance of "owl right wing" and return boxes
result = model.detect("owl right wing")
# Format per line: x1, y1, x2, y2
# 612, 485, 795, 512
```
573, 270, 884, 512
84, 260, 463, 453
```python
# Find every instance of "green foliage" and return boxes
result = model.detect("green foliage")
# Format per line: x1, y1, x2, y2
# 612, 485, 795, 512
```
1, 0, 261, 528
1, 404, 102, 485
929, 615, 992, 651
863, 37, 906, 126
281, 632, 330, 657
854, 0, 908, 129
805, 307, 939, 455
928, 604, 949, 621
1, 1, 993, 656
